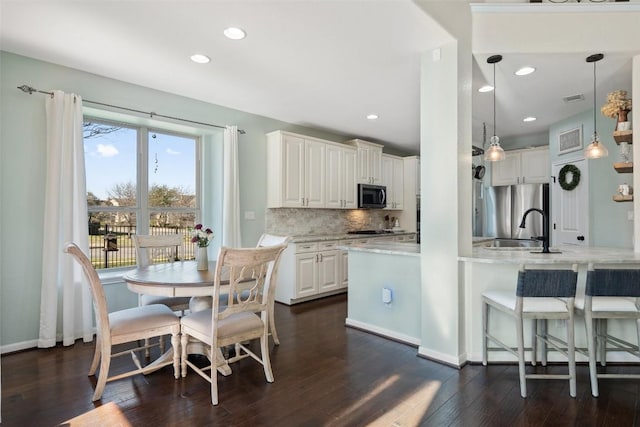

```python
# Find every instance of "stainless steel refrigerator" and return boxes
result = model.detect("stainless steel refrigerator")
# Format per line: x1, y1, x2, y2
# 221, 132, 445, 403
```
484, 184, 543, 240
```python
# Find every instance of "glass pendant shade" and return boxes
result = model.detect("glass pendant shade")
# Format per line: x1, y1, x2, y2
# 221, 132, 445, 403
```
484, 135, 506, 161
584, 133, 608, 159
584, 53, 607, 159
484, 54, 504, 162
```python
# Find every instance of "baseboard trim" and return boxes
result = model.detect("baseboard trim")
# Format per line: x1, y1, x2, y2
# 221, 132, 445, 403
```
417, 345, 466, 369
345, 318, 420, 346
1, 339, 39, 355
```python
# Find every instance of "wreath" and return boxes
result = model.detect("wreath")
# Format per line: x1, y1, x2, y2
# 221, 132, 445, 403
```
558, 164, 581, 191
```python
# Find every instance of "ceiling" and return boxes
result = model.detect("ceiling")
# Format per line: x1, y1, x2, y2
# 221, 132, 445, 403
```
473, 52, 634, 148
0, 1, 635, 154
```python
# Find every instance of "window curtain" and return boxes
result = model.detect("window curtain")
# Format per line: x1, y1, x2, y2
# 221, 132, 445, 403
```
221, 125, 241, 247
38, 91, 93, 348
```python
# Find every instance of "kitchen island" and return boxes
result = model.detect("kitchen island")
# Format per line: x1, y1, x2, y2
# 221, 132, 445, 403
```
341, 241, 421, 346
460, 245, 640, 363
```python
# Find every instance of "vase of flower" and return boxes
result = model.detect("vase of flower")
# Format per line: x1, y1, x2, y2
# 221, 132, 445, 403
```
602, 90, 632, 132
197, 246, 208, 271
191, 223, 214, 271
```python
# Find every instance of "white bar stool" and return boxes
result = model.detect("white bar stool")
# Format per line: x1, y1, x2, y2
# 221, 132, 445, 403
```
482, 263, 579, 398
575, 263, 640, 397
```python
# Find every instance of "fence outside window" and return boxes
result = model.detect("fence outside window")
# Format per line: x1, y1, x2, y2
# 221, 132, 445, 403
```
89, 224, 196, 269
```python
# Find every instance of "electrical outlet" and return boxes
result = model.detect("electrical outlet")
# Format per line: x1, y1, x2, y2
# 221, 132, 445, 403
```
244, 211, 256, 220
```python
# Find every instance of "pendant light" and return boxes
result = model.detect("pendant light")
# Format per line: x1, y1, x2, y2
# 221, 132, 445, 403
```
484, 55, 506, 162
584, 53, 608, 159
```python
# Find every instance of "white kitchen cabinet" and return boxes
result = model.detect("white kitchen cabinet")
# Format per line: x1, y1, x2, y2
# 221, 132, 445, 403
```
491, 146, 549, 186
276, 240, 344, 305
326, 143, 357, 209
345, 139, 383, 184
267, 130, 325, 208
382, 154, 404, 210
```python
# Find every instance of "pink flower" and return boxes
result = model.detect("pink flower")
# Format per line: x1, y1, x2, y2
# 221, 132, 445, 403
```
191, 224, 214, 247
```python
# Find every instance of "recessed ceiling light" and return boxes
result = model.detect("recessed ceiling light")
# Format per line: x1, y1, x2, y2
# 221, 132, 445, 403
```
478, 85, 494, 93
190, 54, 210, 64
515, 66, 536, 76
224, 27, 246, 40
523, 116, 537, 122
366, 114, 379, 120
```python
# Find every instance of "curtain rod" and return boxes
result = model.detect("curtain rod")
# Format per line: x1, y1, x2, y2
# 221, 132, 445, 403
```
16, 84, 246, 134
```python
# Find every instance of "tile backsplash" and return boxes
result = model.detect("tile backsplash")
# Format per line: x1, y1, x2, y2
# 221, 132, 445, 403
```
266, 209, 390, 236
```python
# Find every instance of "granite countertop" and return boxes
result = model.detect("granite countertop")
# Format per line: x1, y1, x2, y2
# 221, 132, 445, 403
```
290, 231, 417, 243
338, 241, 420, 257
460, 245, 640, 264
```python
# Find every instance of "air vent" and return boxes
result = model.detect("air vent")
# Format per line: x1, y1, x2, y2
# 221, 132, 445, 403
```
562, 94, 585, 103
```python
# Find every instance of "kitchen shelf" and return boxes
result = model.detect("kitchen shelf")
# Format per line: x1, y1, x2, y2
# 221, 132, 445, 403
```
613, 162, 634, 173
613, 194, 634, 202
613, 130, 633, 145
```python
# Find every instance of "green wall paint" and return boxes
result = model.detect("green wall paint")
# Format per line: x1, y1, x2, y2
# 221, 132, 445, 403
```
550, 109, 633, 249
0, 51, 353, 349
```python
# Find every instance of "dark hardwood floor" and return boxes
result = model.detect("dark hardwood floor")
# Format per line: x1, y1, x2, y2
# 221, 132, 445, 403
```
3, 294, 640, 426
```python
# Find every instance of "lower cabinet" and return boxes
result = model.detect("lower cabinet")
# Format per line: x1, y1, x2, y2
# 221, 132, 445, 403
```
274, 234, 416, 305
277, 240, 346, 305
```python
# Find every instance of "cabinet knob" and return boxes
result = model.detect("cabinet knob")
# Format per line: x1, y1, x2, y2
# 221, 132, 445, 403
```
577, 235, 585, 241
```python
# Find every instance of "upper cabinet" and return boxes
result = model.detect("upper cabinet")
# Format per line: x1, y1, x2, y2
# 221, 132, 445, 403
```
345, 139, 383, 184
267, 131, 326, 208
382, 154, 404, 210
491, 146, 549, 186
326, 143, 357, 209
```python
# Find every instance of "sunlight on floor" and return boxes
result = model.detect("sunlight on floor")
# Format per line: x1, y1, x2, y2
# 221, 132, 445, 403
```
331, 375, 442, 426
375, 380, 442, 426
58, 402, 132, 427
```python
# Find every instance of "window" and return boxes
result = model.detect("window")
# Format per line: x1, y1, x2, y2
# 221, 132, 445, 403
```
84, 119, 200, 269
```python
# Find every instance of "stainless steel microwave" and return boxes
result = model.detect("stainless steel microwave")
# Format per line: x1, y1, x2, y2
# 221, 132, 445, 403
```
358, 184, 386, 209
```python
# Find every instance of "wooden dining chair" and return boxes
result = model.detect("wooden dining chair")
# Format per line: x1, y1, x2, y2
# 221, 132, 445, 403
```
215, 233, 290, 344
256, 233, 290, 345
133, 234, 191, 313
180, 244, 288, 405
133, 234, 190, 356
64, 243, 180, 401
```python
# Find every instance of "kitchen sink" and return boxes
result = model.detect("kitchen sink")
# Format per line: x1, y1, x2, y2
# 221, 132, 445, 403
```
488, 238, 543, 248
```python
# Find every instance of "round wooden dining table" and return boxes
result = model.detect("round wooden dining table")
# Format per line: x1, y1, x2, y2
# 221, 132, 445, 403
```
123, 260, 231, 375
123, 260, 227, 298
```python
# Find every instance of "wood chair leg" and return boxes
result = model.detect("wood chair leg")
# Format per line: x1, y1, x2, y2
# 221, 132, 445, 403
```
211, 360, 219, 406
261, 333, 274, 383
92, 348, 111, 401
516, 315, 527, 398
482, 301, 488, 366
585, 312, 599, 397
180, 333, 189, 378
531, 319, 537, 366
171, 330, 180, 379
269, 302, 280, 345
599, 319, 607, 367
567, 315, 576, 398
541, 319, 548, 366
88, 336, 101, 376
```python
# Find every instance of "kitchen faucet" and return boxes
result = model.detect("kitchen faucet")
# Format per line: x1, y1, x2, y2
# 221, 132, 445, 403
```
518, 183, 553, 254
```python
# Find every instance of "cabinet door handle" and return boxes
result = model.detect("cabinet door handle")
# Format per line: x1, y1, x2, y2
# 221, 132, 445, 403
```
301, 197, 305, 206
319, 253, 323, 262
522, 177, 526, 184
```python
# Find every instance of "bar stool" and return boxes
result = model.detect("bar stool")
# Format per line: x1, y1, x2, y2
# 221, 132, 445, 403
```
575, 263, 640, 397
482, 263, 579, 398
